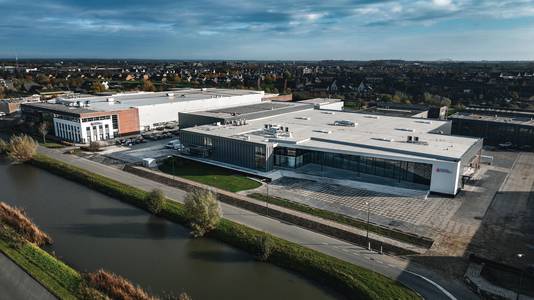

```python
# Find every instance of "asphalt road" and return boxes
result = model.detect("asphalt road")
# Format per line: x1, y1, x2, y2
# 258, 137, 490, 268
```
38, 146, 478, 300
0, 253, 56, 300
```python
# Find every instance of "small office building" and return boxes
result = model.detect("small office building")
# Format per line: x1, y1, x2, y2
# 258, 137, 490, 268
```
180, 106, 482, 196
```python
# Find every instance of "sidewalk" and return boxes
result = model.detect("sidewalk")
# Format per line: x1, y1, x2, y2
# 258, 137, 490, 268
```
0, 252, 56, 300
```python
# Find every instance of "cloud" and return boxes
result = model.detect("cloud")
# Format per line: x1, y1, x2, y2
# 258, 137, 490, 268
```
1, 0, 534, 59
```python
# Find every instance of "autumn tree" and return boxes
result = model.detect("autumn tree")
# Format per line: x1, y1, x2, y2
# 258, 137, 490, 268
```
143, 80, 156, 92
184, 189, 221, 237
7, 134, 38, 162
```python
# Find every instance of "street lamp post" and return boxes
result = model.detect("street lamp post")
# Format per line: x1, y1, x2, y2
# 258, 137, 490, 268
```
166, 155, 175, 180
516, 253, 525, 300
261, 178, 269, 216
365, 201, 370, 251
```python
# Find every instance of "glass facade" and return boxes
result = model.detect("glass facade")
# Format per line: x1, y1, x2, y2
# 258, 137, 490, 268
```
274, 147, 432, 186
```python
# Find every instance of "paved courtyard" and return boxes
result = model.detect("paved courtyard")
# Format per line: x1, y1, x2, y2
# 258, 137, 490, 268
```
248, 150, 513, 241
251, 177, 462, 238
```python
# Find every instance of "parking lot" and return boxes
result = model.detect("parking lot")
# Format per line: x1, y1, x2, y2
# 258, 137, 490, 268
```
98, 134, 179, 164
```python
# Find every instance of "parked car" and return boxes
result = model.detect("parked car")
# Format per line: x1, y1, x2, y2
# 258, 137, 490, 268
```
165, 139, 181, 149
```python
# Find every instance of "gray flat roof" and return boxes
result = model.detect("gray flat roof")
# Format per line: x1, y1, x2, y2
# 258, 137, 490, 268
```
22, 102, 96, 115
299, 98, 342, 105
450, 111, 534, 126
54, 88, 264, 112
358, 107, 427, 118
184, 109, 481, 161
186, 102, 311, 119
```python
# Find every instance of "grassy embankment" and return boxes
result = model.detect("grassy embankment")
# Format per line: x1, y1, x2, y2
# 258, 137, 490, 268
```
159, 157, 261, 192
0, 201, 162, 300
248, 193, 433, 248
0, 202, 86, 300
29, 153, 420, 300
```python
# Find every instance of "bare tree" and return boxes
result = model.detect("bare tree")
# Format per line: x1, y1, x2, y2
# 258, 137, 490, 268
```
38, 122, 50, 143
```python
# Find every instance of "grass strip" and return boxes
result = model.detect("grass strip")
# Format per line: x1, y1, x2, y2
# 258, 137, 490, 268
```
159, 157, 261, 192
29, 153, 419, 300
0, 239, 81, 300
248, 192, 433, 248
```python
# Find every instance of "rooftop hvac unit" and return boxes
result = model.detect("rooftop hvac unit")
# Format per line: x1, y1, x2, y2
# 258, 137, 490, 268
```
107, 97, 115, 103
264, 124, 269, 129
407, 136, 413, 142
85, 100, 90, 107
334, 120, 356, 127
167, 92, 175, 97
285, 127, 289, 132
414, 136, 420, 142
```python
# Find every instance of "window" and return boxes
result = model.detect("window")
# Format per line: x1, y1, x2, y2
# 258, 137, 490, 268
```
254, 146, 266, 170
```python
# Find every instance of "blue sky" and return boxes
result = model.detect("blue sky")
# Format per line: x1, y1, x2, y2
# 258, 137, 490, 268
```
1, 0, 534, 60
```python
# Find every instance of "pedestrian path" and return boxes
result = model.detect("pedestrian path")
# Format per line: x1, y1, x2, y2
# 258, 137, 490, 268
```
0, 252, 57, 300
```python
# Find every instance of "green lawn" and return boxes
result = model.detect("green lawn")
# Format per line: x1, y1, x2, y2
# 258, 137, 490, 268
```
40, 142, 65, 149
160, 157, 262, 192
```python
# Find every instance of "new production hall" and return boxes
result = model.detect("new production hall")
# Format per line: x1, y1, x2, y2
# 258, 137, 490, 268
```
179, 103, 483, 196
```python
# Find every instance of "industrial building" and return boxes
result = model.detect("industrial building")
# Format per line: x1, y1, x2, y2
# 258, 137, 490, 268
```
297, 98, 344, 111
450, 107, 534, 149
180, 104, 482, 196
358, 102, 448, 119
21, 88, 264, 143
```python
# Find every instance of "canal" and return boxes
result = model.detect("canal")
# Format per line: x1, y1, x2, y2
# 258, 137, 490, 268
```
0, 158, 338, 299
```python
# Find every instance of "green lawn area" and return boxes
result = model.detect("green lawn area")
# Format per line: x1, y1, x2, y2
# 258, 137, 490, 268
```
40, 142, 65, 149
160, 157, 262, 192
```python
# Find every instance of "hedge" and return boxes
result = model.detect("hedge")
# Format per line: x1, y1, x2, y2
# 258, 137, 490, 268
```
29, 154, 419, 300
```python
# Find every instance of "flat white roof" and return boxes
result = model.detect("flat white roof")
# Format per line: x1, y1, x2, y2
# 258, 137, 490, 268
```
55, 88, 264, 112
184, 108, 481, 161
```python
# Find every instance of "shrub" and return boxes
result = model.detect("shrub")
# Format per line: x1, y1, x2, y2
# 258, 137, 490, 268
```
184, 189, 221, 237
0, 138, 8, 154
256, 235, 274, 261
178, 292, 192, 300
146, 189, 165, 214
85, 269, 156, 300
7, 134, 38, 162
78, 284, 110, 300
88, 141, 101, 152
0, 202, 52, 246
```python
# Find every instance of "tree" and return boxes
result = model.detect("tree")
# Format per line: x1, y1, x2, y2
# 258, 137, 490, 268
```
256, 235, 274, 261
146, 189, 165, 214
178, 292, 192, 300
184, 189, 221, 237
7, 134, 38, 162
37, 122, 50, 143
143, 80, 156, 92
92, 81, 105, 93
88, 141, 101, 152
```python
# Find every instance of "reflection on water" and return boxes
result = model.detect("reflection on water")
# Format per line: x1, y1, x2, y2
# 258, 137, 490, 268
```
0, 159, 337, 299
